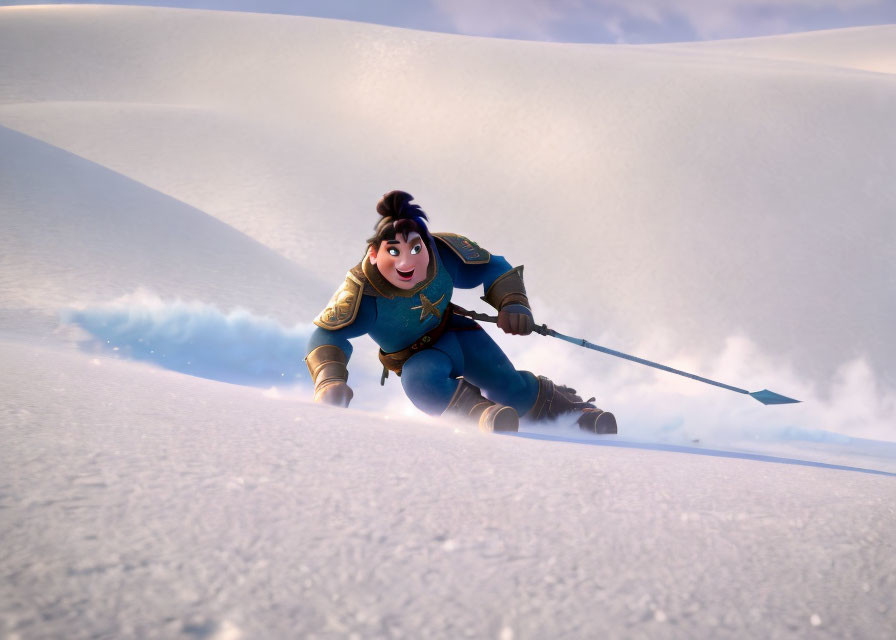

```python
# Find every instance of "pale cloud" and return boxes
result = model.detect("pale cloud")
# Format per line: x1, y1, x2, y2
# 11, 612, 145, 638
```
672, 0, 884, 39
2, 0, 893, 42
429, 0, 583, 40
431, 0, 894, 42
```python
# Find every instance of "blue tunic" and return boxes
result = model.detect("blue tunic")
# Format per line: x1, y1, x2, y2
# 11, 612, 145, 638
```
365, 239, 456, 353
306, 237, 539, 415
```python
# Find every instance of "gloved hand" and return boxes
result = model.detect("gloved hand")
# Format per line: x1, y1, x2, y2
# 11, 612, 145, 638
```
314, 380, 354, 407
497, 303, 534, 335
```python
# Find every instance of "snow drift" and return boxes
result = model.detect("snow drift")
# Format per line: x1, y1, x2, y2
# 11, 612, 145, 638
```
63, 291, 315, 387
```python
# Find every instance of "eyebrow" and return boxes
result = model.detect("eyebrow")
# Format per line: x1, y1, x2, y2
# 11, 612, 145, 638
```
386, 233, 422, 246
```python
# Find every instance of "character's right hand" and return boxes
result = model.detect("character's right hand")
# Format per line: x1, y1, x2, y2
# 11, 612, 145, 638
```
314, 381, 354, 407
497, 303, 534, 335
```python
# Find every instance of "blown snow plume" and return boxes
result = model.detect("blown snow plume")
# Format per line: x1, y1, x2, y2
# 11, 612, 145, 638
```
502, 318, 896, 446
62, 291, 314, 387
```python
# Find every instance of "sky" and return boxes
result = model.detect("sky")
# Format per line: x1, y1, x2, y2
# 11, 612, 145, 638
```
2, 0, 895, 43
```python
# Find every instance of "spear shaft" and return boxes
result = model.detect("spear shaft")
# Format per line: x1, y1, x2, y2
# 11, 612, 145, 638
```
451, 306, 799, 406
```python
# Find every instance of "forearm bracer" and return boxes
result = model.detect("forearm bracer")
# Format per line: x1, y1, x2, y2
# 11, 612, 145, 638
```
483, 265, 530, 311
305, 344, 349, 393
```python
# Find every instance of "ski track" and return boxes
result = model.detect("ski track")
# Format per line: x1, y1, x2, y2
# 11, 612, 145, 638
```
507, 432, 896, 477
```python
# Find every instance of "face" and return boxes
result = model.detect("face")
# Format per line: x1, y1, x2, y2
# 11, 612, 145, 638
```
368, 231, 430, 289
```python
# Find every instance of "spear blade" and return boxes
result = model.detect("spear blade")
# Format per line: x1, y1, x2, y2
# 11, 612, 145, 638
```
749, 389, 801, 405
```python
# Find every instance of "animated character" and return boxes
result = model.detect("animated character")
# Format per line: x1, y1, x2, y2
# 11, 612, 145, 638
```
305, 191, 616, 433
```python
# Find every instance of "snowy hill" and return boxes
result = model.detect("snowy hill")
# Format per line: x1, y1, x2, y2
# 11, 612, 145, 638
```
1, 5, 895, 638
2, 5, 895, 441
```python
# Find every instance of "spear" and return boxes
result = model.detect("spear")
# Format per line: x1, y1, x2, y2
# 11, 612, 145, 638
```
451, 306, 800, 406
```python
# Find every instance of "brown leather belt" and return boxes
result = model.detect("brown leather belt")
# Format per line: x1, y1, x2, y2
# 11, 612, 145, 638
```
378, 304, 480, 380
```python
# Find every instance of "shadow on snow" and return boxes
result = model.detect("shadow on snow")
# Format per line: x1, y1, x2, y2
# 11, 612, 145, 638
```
505, 431, 896, 477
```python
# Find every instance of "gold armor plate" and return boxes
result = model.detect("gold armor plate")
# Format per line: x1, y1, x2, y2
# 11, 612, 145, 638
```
314, 271, 364, 330
433, 233, 491, 264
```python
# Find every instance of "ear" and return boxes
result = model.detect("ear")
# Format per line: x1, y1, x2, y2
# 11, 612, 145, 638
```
367, 245, 377, 265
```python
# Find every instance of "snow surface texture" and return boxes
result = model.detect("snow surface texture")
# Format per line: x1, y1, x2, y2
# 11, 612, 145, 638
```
1, 5, 895, 638
2, 339, 895, 640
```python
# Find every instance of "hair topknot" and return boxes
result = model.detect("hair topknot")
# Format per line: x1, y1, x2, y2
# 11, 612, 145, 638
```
368, 190, 430, 248
377, 190, 422, 219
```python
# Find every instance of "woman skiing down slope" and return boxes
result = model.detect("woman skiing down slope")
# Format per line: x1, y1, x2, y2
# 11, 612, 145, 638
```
304, 190, 616, 434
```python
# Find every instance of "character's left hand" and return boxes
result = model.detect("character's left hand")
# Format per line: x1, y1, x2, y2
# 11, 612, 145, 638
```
498, 303, 534, 335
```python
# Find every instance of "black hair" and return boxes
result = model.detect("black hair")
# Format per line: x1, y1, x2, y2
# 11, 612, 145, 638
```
367, 190, 431, 249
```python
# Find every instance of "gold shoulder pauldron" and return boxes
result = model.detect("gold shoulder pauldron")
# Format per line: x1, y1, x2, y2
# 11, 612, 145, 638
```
433, 232, 491, 265
314, 271, 364, 330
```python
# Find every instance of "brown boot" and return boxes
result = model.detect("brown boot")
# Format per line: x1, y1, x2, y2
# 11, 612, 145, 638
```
443, 379, 519, 433
526, 375, 617, 434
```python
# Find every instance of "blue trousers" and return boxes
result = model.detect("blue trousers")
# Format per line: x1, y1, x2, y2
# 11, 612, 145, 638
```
400, 320, 539, 416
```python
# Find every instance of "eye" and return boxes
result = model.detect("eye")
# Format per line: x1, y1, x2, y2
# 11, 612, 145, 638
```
411, 244, 422, 255
388, 247, 399, 256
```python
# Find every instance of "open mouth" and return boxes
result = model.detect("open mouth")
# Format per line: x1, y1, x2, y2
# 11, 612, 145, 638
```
396, 268, 415, 281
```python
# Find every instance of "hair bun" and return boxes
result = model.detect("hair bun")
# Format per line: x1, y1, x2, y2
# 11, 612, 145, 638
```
367, 190, 430, 247
377, 190, 414, 218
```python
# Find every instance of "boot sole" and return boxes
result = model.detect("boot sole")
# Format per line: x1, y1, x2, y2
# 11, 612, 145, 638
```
479, 405, 519, 433
577, 410, 617, 434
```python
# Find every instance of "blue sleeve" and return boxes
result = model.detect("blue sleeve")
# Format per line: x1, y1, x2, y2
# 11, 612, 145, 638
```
438, 244, 514, 291
304, 294, 378, 362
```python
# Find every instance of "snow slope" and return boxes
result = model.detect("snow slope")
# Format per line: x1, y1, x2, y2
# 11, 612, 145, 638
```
2, 338, 895, 639
1, 5, 895, 638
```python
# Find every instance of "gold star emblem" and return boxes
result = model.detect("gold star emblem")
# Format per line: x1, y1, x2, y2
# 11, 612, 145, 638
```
411, 293, 446, 322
